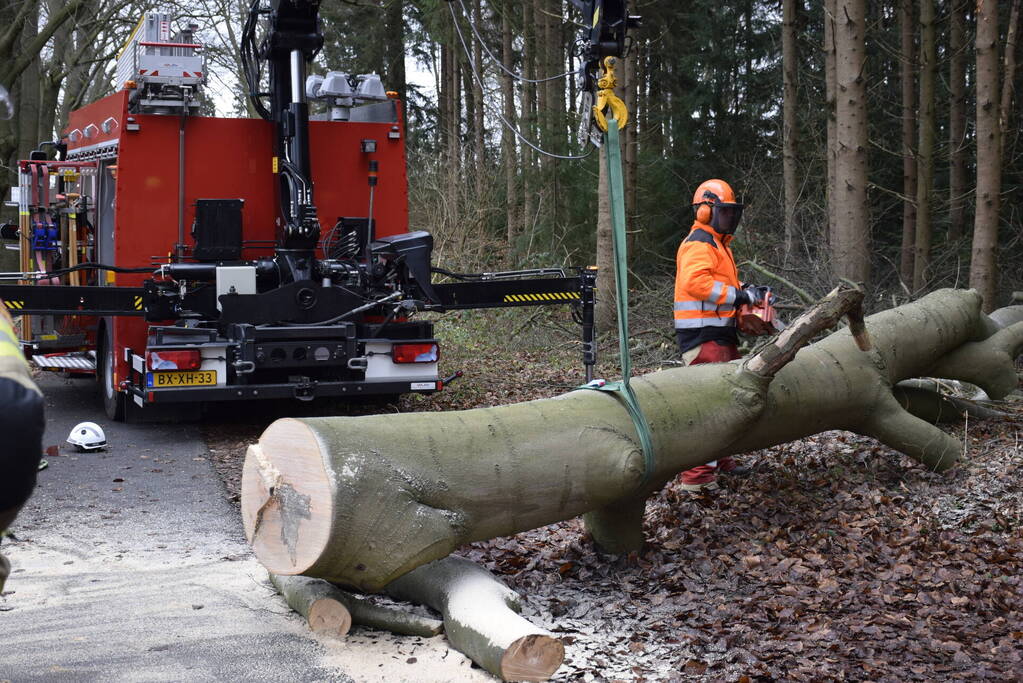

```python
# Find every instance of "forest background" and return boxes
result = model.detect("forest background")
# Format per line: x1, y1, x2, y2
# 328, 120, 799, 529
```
0, 0, 1020, 325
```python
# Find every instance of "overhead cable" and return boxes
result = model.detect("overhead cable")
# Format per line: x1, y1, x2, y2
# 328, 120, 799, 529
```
448, 2, 594, 161
455, 0, 580, 84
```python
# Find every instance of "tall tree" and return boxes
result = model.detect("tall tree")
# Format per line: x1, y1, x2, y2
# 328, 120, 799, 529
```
384, 0, 407, 104
899, 0, 917, 283
16, 1, 41, 158
832, 0, 870, 285
500, 2, 518, 248
521, 1, 536, 237
970, 0, 1001, 311
470, 0, 485, 163
824, 0, 838, 254
782, 0, 800, 261
595, 143, 615, 332
947, 0, 968, 242
1000, 0, 1021, 162
913, 0, 937, 291
624, 44, 638, 244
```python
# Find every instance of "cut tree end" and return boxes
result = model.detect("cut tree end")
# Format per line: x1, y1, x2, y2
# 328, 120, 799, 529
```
499, 634, 566, 682
307, 597, 353, 637
241, 418, 333, 576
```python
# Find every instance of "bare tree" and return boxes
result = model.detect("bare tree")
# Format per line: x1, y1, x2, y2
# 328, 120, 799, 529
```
913, 0, 936, 292
1000, 0, 1021, 162
899, 0, 916, 284
947, 0, 968, 242
782, 0, 800, 262
500, 2, 518, 248
970, 0, 1001, 311
824, 0, 837, 253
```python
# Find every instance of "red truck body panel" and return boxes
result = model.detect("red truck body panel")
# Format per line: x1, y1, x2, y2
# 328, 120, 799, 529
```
63, 91, 411, 390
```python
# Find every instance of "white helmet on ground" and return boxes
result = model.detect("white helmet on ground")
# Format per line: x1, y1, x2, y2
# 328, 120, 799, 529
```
67, 422, 106, 450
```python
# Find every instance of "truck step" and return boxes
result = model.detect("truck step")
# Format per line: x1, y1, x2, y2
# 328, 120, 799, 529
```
31, 351, 96, 373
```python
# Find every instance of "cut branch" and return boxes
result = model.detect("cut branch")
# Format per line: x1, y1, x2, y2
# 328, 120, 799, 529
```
386, 556, 564, 682
270, 573, 443, 637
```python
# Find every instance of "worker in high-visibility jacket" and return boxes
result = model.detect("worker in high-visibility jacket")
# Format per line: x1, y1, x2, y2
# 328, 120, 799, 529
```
673, 178, 766, 491
0, 304, 45, 590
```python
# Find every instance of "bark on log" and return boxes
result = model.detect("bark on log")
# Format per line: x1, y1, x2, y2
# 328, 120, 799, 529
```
269, 573, 443, 637
385, 556, 564, 682
269, 573, 353, 636
242, 289, 1023, 593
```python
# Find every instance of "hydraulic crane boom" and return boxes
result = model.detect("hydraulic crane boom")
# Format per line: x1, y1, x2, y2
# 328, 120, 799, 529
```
241, 0, 323, 277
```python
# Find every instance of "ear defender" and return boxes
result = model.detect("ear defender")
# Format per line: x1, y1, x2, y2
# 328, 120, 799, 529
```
695, 203, 712, 224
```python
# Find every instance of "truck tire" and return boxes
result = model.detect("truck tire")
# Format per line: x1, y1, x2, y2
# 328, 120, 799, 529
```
99, 331, 126, 422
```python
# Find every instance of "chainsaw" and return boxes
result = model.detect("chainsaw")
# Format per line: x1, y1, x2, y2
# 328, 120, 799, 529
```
737, 286, 786, 336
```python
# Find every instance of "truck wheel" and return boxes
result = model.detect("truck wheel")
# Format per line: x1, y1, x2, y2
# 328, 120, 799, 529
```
99, 332, 126, 422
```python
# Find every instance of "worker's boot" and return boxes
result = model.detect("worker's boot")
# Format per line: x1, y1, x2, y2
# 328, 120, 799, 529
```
679, 463, 718, 492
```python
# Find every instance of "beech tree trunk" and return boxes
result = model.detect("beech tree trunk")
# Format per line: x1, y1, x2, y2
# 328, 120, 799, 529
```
242, 289, 1023, 593
971, 0, 1001, 312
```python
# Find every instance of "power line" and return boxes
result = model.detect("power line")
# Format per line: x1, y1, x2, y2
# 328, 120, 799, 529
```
455, 0, 580, 85
448, 2, 594, 162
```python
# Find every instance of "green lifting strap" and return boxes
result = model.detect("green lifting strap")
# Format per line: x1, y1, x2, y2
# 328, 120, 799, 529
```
576, 119, 656, 486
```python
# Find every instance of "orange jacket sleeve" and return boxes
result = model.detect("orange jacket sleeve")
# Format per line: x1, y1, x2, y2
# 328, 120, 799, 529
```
675, 241, 718, 302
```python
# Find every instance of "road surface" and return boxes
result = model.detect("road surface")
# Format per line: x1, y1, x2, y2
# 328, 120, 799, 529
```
1, 374, 488, 682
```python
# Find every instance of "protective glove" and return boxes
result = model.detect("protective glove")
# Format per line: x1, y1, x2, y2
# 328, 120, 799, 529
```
734, 288, 752, 308
742, 284, 775, 306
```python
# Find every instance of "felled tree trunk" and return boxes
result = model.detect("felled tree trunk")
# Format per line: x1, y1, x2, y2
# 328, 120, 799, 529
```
242, 289, 1023, 594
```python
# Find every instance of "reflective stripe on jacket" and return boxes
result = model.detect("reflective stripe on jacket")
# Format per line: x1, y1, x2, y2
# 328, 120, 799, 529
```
673, 222, 742, 330
0, 305, 39, 394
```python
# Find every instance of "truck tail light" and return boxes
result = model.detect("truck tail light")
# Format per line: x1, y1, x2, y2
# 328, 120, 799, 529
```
392, 343, 438, 364
147, 349, 202, 371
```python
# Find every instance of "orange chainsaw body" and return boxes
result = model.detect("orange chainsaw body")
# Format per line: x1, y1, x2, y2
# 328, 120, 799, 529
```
737, 298, 783, 336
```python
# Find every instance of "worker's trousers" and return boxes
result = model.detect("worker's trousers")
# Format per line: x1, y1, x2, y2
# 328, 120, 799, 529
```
679, 341, 741, 487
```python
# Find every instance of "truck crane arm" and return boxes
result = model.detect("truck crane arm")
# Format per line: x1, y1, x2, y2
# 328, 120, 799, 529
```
241, 0, 323, 261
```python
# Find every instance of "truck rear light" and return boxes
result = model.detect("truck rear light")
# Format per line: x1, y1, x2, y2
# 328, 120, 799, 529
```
147, 349, 202, 371
392, 343, 438, 364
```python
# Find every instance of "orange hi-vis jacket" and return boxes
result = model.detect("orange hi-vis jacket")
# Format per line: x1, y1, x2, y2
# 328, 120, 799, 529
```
673, 221, 742, 330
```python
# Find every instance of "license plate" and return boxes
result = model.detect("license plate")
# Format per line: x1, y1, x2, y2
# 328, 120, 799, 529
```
147, 370, 217, 388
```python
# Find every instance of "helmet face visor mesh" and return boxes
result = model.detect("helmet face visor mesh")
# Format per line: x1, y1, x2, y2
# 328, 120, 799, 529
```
711, 202, 744, 234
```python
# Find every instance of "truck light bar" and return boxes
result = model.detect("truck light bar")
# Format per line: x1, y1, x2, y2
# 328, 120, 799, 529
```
147, 349, 201, 371
392, 343, 439, 364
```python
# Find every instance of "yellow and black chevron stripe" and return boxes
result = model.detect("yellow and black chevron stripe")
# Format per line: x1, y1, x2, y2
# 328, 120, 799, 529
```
502, 292, 581, 303
134, 296, 144, 310
3, 300, 25, 310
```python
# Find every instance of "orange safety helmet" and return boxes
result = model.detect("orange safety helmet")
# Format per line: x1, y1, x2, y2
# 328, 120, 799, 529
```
692, 179, 744, 234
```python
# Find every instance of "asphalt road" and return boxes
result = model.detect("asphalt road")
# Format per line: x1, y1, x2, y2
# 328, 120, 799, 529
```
0, 374, 350, 682
1, 375, 491, 683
